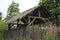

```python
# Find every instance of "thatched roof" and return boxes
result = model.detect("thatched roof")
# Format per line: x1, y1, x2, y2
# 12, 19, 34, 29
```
6, 5, 52, 24
6, 5, 40, 24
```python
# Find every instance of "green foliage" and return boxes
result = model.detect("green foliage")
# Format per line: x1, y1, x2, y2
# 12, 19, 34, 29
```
0, 21, 8, 30
39, 0, 60, 26
5, 1, 19, 21
7, 1, 19, 16
18, 37, 30, 40
42, 33, 57, 40
0, 21, 8, 40
0, 31, 4, 40
52, 7, 60, 13
39, 0, 60, 14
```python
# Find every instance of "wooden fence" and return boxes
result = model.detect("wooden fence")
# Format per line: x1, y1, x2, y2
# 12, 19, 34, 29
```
4, 24, 46, 40
4, 24, 60, 40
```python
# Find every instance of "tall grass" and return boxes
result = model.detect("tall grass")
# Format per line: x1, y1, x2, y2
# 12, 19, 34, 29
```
8, 37, 30, 40
42, 33, 57, 40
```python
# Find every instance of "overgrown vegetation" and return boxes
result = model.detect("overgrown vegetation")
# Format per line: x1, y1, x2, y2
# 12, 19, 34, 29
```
7, 37, 30, 40
5, 1, 19, 21
0, 0, 60, 40
0, 21, 8, 40
39, 0, 60, 26
0, 1, 19, 40
42, 33, 57, 40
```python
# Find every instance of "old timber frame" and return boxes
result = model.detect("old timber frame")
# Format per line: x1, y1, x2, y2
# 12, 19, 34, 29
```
4, 5, 55, 40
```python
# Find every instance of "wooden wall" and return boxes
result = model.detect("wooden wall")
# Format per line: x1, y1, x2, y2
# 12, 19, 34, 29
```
4, 24, 46, 40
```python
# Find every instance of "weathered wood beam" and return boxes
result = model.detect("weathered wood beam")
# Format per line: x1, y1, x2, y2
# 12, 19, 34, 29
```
28, 17, 30, 24
24, 18, 28, 23
27, 16, 45, 20
38, 11, 41, 17
26, 16, 53, 28
27, 18, 36, 26
26, 16, 49, 24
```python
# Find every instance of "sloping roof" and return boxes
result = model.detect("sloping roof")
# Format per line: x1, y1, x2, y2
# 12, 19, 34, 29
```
6, 5, 40, 24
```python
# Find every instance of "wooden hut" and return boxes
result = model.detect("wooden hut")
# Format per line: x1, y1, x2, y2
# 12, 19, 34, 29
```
4, 5, 54, 40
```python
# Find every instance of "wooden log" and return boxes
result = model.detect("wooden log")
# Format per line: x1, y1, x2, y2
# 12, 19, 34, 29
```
38, 11, 41, 17
27, 18, 36, 27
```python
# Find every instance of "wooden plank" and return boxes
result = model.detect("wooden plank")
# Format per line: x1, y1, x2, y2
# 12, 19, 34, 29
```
28, 17, 30, 24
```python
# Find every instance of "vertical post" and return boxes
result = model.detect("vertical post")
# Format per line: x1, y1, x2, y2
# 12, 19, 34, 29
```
28, 17, 30, 24
32, 21, 34, 40
26, 17, 30, 38
38, 11, 41, 17
16, 19, 20, 40
17, 19, 19, 28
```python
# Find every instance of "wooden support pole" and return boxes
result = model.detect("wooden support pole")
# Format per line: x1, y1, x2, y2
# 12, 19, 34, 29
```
27, 18, 36, 27
24, 18, 28, 23
32, 21, 34, 40
27, 16, 45, 21
26, 16, 48, 26
28, 17, 30, 24
38, 11, 41, 17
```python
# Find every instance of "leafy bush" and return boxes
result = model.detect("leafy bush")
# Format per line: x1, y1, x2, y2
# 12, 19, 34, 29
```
0, 21, 8, 40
